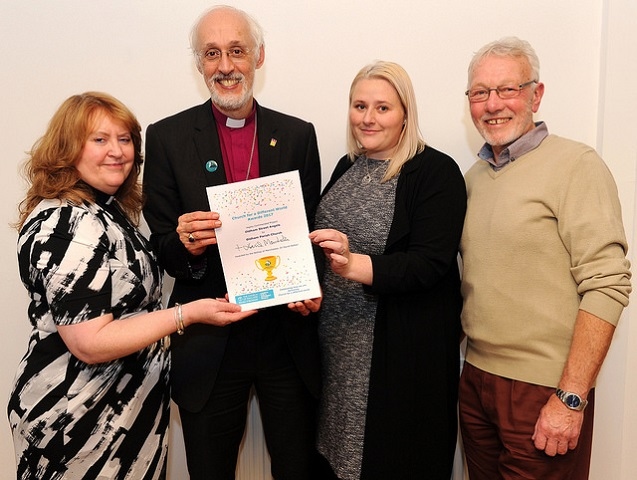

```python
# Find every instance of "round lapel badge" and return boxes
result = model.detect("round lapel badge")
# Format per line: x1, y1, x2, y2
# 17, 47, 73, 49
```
205, 160, 218, 173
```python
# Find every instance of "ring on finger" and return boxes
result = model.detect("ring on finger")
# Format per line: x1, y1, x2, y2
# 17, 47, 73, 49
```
188, 233, 196, 243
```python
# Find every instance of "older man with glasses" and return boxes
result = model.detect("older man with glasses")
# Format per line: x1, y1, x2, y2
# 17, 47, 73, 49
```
142, 5, 322, 479
458, 36, 631, 480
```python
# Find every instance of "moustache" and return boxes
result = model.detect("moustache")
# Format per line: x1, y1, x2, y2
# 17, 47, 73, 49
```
211, 73, 244, 83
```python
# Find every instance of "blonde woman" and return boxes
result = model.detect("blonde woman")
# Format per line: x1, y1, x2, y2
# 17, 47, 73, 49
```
310, 62, 466, 479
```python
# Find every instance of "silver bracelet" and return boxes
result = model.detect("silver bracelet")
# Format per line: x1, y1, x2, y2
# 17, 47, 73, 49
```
173, 303, 185, 335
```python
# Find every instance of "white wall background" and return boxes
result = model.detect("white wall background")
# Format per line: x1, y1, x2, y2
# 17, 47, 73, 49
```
1, 0, 635, 479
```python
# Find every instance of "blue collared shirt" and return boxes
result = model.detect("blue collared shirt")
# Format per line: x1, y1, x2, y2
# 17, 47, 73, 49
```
478, 121, 549, 171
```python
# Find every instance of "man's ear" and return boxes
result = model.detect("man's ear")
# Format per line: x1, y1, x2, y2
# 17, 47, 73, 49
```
531, 82, 545, 113
255, 45, 265, 69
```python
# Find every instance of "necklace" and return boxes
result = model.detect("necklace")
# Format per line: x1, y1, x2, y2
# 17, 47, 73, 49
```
244, 115, 258, 181
361, 156, 387, 184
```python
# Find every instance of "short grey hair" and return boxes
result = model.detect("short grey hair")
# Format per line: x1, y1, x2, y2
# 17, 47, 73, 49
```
467, 36, 540, 89
189, 5, 264, 69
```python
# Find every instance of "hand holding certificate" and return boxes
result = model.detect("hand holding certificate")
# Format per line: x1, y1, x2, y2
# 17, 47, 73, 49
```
207, 171, 321, 310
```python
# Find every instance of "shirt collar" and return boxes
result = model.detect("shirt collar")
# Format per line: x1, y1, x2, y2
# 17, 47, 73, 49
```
212, 102, 256, 130
478, 121, 549, 170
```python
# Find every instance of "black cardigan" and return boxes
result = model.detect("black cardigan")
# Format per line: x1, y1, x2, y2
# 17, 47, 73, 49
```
321, 146, 466, 479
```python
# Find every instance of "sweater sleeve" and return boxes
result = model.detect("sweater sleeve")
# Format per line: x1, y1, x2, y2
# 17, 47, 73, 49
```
558, 147, 631, 325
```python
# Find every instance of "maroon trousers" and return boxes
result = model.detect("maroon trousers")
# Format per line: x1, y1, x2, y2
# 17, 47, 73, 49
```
459, 362, 594, 480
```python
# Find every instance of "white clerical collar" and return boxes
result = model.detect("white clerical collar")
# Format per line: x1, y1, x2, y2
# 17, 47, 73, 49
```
226, 117, 246, 128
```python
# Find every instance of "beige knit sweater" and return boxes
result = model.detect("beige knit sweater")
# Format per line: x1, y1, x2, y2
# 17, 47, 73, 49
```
460, 134, 631, 387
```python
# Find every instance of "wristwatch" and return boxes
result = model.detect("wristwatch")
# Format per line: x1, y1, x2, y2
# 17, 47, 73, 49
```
555, 388, 588, 411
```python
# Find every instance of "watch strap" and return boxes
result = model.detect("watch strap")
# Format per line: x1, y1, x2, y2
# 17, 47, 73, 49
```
555, 388, 588, 411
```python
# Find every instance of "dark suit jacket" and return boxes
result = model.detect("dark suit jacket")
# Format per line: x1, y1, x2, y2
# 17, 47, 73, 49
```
321, 147, 466, 480
142, 99, 322, 412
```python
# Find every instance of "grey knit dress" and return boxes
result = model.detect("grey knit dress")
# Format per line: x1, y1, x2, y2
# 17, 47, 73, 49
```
315, 156, 397, 479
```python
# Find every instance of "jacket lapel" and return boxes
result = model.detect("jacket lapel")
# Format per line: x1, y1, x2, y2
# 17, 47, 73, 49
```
384, 156, 420, 252
256, 104, 282, 178
192, 100, 228, 187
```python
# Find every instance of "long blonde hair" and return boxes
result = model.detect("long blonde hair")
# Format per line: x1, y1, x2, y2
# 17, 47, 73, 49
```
346, 61, 425, 181
15, 92, 144, 231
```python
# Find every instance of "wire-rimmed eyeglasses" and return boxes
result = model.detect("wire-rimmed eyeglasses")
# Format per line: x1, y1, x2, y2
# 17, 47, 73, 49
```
199, 47, 252, 64
465, 80, 537, 103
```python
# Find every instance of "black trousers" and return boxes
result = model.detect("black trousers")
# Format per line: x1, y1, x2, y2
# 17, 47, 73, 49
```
179, 315, 318, 480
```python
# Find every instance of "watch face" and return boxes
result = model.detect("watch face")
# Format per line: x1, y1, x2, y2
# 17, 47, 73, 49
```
566, 394, 581, 408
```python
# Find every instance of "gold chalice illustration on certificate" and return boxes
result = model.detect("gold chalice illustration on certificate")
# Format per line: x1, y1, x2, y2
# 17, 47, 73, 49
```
256, 255, 281, 281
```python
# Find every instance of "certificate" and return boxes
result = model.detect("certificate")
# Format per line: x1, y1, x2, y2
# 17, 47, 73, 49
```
206, 170, 321, 310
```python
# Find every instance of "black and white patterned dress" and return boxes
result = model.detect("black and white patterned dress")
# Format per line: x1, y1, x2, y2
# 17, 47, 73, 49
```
7, 191, 169, 480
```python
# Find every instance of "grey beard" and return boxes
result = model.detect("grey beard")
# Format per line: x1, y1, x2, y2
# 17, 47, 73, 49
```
207, 77, 253, 113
